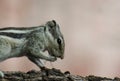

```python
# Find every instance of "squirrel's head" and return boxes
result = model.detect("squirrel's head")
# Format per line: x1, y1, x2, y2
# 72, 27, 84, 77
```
44, 20, 65, 59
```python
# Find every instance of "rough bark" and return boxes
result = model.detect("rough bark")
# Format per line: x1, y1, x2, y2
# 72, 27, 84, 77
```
0, 68, 119, 81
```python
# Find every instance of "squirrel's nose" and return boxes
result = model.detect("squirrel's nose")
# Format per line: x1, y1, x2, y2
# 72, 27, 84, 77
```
60, 55, 64, 59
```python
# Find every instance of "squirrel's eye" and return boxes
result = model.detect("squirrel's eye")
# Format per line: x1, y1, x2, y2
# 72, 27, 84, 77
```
50, 26, 53, 29
57, 38, 61, 45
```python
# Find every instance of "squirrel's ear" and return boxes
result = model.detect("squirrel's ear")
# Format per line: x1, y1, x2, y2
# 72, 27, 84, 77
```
52, 20, 56, 26
47, 20, 56, 27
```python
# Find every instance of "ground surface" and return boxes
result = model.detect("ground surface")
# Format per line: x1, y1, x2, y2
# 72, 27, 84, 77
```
0, 68, 120, 81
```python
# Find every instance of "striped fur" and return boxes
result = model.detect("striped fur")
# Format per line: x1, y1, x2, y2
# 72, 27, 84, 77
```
0, 32, 26, 38
0, 26, 44, 38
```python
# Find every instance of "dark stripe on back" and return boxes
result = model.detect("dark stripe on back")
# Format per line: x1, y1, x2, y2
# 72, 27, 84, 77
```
0, 32, 27, 38
0, 26, 40, 31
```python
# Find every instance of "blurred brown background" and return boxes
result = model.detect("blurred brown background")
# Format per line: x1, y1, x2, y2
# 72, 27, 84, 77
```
0, 0, 120, 78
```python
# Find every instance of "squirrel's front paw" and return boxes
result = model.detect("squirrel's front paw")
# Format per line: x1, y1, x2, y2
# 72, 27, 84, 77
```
49, 56, 57, 62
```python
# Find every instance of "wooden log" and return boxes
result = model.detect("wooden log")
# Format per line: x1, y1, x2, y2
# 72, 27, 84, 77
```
0, 68, 119, 81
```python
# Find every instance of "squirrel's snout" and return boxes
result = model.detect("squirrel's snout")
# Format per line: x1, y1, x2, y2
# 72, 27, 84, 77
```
60, 55, 64, 59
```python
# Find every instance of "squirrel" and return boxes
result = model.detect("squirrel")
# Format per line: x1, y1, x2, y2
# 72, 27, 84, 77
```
0, 20, 65, 77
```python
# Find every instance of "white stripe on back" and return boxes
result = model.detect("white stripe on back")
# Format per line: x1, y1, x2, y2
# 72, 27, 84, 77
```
0, 30, 33, 34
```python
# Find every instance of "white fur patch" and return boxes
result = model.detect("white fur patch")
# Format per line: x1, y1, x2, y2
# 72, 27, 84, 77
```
0, 30, 32, 34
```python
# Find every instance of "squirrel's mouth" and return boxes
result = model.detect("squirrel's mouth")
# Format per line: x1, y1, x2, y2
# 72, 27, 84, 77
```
47, 49, 64, 59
